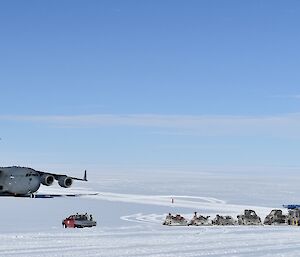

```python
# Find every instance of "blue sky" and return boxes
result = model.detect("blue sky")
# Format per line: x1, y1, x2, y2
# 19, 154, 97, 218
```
1, 0, 300, 174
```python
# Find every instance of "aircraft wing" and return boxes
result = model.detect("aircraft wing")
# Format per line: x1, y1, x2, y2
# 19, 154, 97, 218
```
38, 170, 88, 181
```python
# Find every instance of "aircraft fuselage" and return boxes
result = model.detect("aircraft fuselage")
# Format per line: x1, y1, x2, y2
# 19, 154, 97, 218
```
0, 167, 41, 195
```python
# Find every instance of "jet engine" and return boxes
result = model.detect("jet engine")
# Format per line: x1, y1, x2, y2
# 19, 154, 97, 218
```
40, 174, 55, 186
58, 176, 73, 188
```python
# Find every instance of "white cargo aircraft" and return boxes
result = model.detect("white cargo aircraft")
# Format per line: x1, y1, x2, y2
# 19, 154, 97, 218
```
0, 166, 87, 197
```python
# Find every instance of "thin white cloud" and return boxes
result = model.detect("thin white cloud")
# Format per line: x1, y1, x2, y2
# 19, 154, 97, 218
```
1, 113, 300, 138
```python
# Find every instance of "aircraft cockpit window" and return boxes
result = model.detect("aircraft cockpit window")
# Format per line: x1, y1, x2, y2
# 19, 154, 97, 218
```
26, 173, 38, 177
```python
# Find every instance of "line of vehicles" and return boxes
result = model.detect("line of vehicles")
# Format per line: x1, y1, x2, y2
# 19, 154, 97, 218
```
163, 208, 300, 226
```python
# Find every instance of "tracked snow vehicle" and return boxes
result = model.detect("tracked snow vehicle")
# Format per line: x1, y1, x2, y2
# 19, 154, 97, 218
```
212, 214, 237, 225
264, 210, 286, 225
163, 213, 188, 226
237, 210, 262, 225
188, 212, 212, 226
287, 209, 300, 226
62, 213, 96, 228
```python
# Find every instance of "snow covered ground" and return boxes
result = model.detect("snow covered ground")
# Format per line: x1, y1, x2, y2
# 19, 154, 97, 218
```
3, 226, 300, 257
2, 170, 300, 256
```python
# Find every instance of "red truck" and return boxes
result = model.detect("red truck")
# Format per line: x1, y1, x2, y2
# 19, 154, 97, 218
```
62, 213, 97, 228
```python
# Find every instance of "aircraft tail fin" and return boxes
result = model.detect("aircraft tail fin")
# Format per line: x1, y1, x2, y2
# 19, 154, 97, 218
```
84, 170, 87, 181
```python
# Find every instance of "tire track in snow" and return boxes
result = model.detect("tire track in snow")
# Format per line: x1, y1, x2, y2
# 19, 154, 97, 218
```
85, 192, 271, 216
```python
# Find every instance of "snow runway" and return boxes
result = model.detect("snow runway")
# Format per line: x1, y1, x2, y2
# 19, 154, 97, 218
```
2, 226, 300, 257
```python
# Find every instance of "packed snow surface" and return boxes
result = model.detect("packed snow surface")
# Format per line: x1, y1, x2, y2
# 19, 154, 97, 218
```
2, 171, 300, 256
